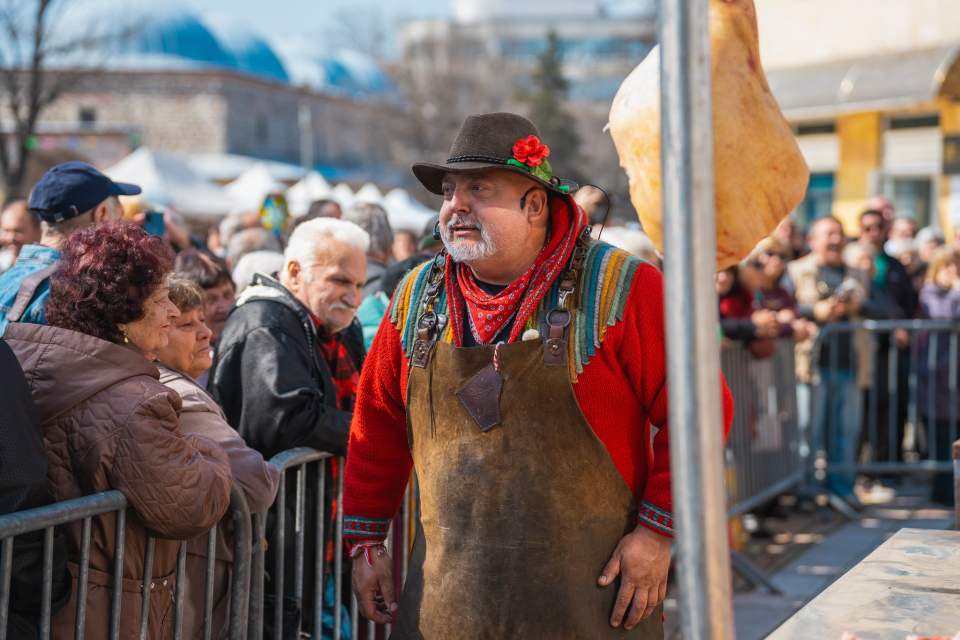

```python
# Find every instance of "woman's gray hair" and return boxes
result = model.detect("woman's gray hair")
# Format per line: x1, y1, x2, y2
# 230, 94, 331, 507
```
284, 217, 370, 276
342, 202, 393, 259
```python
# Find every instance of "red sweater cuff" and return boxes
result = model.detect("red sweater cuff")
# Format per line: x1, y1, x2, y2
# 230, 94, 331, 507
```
637, 501, 675, 537
344, 515, 391, 545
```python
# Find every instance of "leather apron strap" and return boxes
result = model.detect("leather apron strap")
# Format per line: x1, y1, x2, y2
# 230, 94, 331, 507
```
8, 263, 56, 323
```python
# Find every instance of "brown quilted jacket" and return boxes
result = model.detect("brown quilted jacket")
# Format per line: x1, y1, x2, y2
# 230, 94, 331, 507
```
3, 323, 233, 640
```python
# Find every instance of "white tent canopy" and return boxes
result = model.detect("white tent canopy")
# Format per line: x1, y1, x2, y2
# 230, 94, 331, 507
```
287, 171, 333, 217
353, 182, 384, 204
223, 162, 285, 211
104, 147, 238, 219
382, 188, 437, 233
330, 182, 355, 208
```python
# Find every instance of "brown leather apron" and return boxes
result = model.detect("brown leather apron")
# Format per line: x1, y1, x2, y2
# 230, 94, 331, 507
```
391, 245, 663, 639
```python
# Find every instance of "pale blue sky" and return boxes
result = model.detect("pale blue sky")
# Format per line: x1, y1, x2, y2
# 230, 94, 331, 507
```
186, 0, 451, 44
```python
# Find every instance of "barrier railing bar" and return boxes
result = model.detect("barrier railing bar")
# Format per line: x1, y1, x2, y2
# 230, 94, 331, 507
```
139, 536, 155, 640
293, 463, 305, 640
40, 526, 54, 640
950, 333, 958, 450
384, 520, 393, 637
202, 525, 217, 640
0, 537, 11, 640
173, 541, 186, 640
229, 484, 252, 640
868, 335, 879, 462
908, 331, 920, 456
313, 458, 326, 640
273, 467, 285, 640
333, 457, 344, 640
0, 491, 127, 539
928, 333, 939, 461
75, 516, 92, 640
350, 591, 358, 640
247, 513, 264, 640
108, 507, 125, 640
726, 472, 806, 519
265, 448, 334, 640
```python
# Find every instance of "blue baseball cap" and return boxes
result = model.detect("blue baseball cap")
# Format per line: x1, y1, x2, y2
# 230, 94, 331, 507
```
28, 161, 141, 223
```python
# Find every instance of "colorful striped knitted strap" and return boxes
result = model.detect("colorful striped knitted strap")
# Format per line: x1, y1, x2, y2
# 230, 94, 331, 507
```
638, 501, 675, 536
390, 241, 647, 383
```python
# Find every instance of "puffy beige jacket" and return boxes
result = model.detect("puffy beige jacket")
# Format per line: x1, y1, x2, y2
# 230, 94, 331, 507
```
3, 323, 233, 640
156, 363, 279, 640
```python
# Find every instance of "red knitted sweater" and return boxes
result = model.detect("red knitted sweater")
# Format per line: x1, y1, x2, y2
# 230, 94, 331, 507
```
342, 263, 735, 542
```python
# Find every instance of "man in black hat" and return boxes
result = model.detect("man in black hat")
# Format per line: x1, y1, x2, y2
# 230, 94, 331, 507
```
0, 161, 140, 332
343, 113, 734, 638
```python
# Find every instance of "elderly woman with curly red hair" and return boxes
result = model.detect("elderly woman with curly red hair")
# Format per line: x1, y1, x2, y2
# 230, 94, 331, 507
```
3, 221, 233, 640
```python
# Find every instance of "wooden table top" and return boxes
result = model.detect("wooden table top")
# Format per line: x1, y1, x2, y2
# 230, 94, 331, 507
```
766, 528, 960, 640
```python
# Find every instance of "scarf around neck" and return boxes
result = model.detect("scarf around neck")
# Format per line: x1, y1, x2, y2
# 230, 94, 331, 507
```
445, 195, 587, 346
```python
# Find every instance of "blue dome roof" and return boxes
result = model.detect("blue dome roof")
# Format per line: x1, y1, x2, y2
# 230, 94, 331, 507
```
43, 0, 394, 98
51, 1, 288, 82
270, 37, 397, 100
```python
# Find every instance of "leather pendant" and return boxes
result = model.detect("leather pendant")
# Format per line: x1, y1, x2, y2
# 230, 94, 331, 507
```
456, 363, 504, 432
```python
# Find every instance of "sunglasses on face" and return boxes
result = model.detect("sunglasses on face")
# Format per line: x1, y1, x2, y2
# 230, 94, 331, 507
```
764, 250, 785, 259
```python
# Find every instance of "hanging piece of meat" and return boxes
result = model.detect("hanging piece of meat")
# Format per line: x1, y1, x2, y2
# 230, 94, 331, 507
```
608, 0, 809, 270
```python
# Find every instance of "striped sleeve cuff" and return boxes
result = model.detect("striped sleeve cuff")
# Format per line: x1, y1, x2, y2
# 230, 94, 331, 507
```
344, 515, 391, 541
637, 502, 675, 537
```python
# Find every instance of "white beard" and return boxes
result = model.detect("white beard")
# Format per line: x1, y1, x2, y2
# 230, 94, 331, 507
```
440, 215, 499, 263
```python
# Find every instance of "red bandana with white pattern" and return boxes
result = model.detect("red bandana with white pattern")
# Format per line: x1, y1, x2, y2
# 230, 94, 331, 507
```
445, 195, 587, 346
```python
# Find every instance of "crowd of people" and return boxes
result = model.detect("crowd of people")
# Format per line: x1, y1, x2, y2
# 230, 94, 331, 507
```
0, 161, 443, 640
1, 153, 958, 638
715, 201, 960, 507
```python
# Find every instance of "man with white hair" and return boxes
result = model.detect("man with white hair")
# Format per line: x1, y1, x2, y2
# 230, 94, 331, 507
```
208, 217, 368, 634
209, 216, 369, 457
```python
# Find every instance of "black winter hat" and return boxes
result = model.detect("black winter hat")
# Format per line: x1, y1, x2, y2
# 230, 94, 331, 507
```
412, 112, 578, 196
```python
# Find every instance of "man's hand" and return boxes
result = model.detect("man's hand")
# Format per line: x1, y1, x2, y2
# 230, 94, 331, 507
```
750, 310, 779, 338
598, 525, 671, 630
351, 546, 398, 624
894, 328, 910, 350
813, 298, 837, 323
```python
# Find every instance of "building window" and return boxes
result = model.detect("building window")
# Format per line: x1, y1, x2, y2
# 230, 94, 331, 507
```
256, 116, 268, 145
78, 107, 96, 126
883, 177, 933, 227
889, 114, 940, 130
795, 173, 835, 231
795, 122, 835, 136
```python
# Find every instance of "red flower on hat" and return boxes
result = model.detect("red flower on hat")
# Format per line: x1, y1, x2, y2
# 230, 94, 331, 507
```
512, 135, 550, 167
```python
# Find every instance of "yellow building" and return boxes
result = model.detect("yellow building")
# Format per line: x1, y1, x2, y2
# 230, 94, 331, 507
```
756, 0, 960, 238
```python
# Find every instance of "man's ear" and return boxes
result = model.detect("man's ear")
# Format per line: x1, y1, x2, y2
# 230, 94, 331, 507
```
92, 202, 110, 224
284, 259, 301, 294
526, 188, 549, 224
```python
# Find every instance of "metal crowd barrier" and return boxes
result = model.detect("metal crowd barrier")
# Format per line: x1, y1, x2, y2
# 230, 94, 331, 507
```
721, 338, 804, 518
0, 483, 251, 640
811, 319, 959, 481
257, 449, 419, 640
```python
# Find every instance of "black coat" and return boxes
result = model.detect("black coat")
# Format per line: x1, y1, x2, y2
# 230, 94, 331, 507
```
208, 273, 364, 460
0, 338, 70, 640
207, 274, 364, 635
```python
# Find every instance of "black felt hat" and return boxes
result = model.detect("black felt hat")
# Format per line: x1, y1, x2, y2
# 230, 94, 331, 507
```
412, 112, 578, 196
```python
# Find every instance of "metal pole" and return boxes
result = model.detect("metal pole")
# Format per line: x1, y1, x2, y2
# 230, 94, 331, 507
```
299, 101, 313, 170
658, 0, 735, 637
